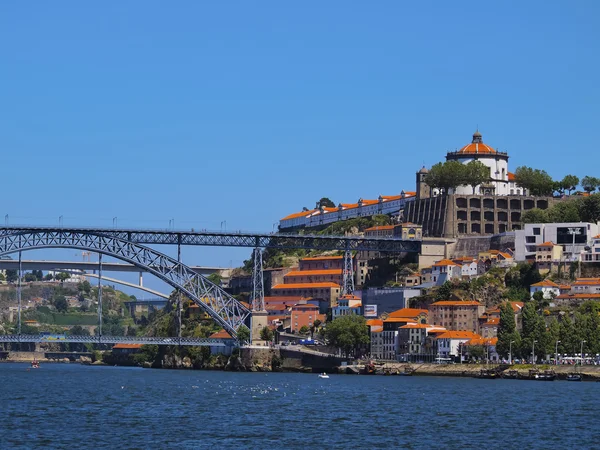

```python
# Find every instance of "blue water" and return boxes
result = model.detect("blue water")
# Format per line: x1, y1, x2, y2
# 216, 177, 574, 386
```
1, 363, 599, 449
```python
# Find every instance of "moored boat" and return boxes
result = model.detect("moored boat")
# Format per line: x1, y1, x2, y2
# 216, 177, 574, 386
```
502, 369, 520, 379
477, 368, 498, 379
31, 359, 40, 369
566, 373, 582, 382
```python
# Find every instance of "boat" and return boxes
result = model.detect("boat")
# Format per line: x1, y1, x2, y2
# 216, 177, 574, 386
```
502, 369, 520, 379
477, 368, 498, 379
529, 369, 556, 381
398, 367, 415, 376
566, 373, 582, 382
318, 373, 329, 379
31, 359, 40, 369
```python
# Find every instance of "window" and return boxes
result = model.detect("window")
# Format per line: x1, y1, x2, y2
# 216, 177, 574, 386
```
533, 227, 541, 236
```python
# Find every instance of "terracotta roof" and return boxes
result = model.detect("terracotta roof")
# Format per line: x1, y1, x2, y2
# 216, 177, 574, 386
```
465, 337, 498, 346
509, 301, 524, 312
436, 331, 479, 339
383, 318, 418, 323
301, 256, 344, 261
536, 241, 556, 247
573, 278, 600, 286
291, 303, 319, 310
508, 172, 516, 181
556, 293, 600, 300
266, 304, 289, 311
284, 269, 342, 277
364, 225, 396, 231
280, 209, 317, 221
431, 301, 481, 306
112, 344, 143, 349
433, 259, 460, 267
456, 142, 496, 155
209, 329, 232, 339
264, 296, 305, 303
400, 324, 446, 330
388, 308, 428, 318
366, 319, 383, 327
482, 318, 499, 326
531, 279, 560, 288
559, 284, 571, 290
273, 282, 340, 289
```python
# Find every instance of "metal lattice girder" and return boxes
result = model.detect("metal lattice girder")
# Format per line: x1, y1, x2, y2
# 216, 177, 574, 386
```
0, 231, 251, 338
342, 249, 355, 296
0, 227, 421, 253
251, 247, 265, 312
0, 334, 230, 347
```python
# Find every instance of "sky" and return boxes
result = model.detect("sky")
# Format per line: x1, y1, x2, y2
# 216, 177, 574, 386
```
1, 2, 599, 294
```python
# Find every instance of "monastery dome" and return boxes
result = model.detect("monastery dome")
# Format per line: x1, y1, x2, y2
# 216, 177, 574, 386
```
457, 131, 496, 155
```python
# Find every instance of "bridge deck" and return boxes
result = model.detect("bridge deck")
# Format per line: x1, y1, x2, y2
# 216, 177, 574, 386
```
0, 335, 232, 347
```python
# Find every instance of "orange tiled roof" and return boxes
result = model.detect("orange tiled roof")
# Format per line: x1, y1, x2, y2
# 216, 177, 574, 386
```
280, 209, 317, 221
284, 269, 342, 277
536, 241, 556, 247
400, 324, 445, 330
466, 337, 498, 346
508, 172, 516, 181
338, 294, 361, 300
559, 284, 571, 290
556, 293, 600, 300
366, 319, 383, 327
273, 282, 340, 289
457, 142, 496, 155
433, 259, 460, 267
113, 344, 143, 349
436, 331, 479, 339
531, 279, 560, 288
209, 329, 232, 339
573, 278, 600, 286
301, 256, 344, 261
383, 317, 418, 323
264, 296, 306, 303
388, 308, 428, 318
364, 225, 396, 231
431, 301, 481, 306
266, 304, 289, 311
482, 318, 500, 326
291, 303, 319, 310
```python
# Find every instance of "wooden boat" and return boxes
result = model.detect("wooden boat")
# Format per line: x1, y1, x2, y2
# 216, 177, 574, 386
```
566, 373, 582, 382
502, 369, 520, 379
477, 368, 498, 379
529, 369, 556, 381
398, 366, 415, 376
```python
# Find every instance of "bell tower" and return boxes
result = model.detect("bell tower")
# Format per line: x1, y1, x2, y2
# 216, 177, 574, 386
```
416, 166, 430, 200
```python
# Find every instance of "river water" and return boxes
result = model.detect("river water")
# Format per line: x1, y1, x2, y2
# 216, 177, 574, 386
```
1, 363, 599, 449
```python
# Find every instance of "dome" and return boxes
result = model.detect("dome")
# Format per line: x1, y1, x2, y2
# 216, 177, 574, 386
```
418, 166, 429, 174
457, 131, 496, 155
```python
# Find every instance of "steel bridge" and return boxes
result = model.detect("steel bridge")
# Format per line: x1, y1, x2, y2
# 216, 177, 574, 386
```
0, 334, 230, 347
0, 226, 421, 343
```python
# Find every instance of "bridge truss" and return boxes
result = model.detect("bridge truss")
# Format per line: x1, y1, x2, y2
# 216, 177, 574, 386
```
0, 334, 230, 347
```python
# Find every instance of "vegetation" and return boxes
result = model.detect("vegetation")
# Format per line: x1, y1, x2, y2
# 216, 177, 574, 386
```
522, 194, 600, 224
513, 166, 555, 196
236, 325, 250, 344
260, 326, 274, 341
324, 315, 369, 357
316, 197, 335, 208
424, 160, 468, 193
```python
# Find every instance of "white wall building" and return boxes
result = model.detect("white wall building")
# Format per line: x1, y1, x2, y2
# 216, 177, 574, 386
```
514, 222, 600, 262
530, 280, 560, 299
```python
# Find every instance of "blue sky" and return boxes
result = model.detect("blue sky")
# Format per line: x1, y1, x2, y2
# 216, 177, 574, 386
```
1, 2, 598, 294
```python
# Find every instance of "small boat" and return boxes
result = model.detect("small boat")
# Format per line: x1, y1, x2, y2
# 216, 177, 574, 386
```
318, 373, 329, 379
530, 369, 556, 381
503, 370, 520, 379
399, 367, 414, 376
477, 369, 498, 379
31, 359, 40, 369
566, 373, 582, 382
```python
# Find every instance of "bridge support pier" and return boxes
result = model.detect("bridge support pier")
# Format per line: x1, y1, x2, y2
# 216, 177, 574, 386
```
251, 311, 268, 344
251, 244, 266, 343
97, 254, 103, 340
17, 251, 22, 337
342, 248, 355, 296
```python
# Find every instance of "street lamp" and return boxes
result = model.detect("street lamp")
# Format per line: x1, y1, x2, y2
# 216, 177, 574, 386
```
509, 340, 515, 365
532, 340, 538, 365
555, 340, 561, 366
581, 340, 586, 367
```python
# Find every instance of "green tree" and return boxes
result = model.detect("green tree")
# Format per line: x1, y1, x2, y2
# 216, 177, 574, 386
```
547, 200, 581, 223
69, 325, 90, 336
55, 272, 71, 283
259, 326, 274, 341
23, 272, 37, 282
5, 269, 18, 283
463, 160, 490, 194
424, 161, 467, 194
316, 197, 335, 208
514, 166, 554, 196
496, 302, 519, 359
581, 176, 600, 194
236, 325, 250, 344
53, 295, 68, 313
522, 208, 550, 224
44, 273, 54, 281
299, 325, 310, 335
207, 273, 222, 286
0, 273, 5, 282
435, 281, 453, 301
467, 345, 485, 360
546, 317, 560, 358
561, 175, 579, 195
579, 194, 600, 223
324, 315, 369, 357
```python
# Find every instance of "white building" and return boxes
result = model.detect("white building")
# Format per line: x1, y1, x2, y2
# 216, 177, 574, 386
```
434, 331, 479, 358
431, 259, 462, 285
514, 222, 600, 262
582, 234, 600, 263
331, 295, 362, 320
530, 279, 560, 299
446, 131, 512, 196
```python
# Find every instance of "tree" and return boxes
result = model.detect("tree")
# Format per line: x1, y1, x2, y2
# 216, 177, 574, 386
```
299, 325, 310, 335
55, 272, 71, 283
581, 176, 600, 194
44, 273, 54, 281
463, 160, 490, 194
0, 273, 5, 282
496, 302, 518, 359
522, 208, 549, 224
435, 281, 453, 301
562, 175, 579, 195
514, 166, 554, 196
316, 197, 335, 209
547, 200, 581, 223
236, 325, 250, 344
260, 326, 274, 341
424, 161, 467, 194
69, 325, 90, 336
467, 345, 485, 361
53, 295, 68, 313
207, 273, 222, 286
23, 272, 37, 282
579, 194, 600, 223
324, 315, 370, 357
5, 269, 18, 283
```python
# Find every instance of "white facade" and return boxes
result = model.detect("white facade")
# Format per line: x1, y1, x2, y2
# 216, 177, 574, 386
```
582, 235, 600, 263
514, 222, 600, 262
530, 281, 560, 299
437, 336, 472, 358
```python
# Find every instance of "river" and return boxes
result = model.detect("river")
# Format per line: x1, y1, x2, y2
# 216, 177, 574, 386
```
1, 363, 599, 449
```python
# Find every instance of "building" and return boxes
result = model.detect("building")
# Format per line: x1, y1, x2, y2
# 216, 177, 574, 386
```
361, 287, 421, 318
332, 294, 362, 320
379, 308, 428, 360
271, 282, 341, 307
571, 278, 600, 294
431, 259, 462, 285
299, 256, 344, 271
433, 331, 480, 359
112, 344, 143, 355
530, 279, 560, 299
283, 269, 342, 285
397, 323, 446, 361
290, 303, 326, 333
514, 222, 600, 263
279, 192, 417, 231
464, 337, 499, 361
367, 319, 384, 359
480, 319, 499, 338
582, 234, 600, 263
428, 301, 485, 334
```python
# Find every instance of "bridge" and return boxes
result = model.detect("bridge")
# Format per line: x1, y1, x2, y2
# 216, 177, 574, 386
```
0, 334, 230, 347
0, 225, 421, 344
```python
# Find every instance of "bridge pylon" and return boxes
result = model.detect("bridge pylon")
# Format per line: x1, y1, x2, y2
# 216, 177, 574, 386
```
341, 248, 355, 296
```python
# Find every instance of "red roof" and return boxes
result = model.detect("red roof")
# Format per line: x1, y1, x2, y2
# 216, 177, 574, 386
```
433, 259, 460, 267
436, 331, 479, 339
284, 269, 342, 277
536, 241, 556, 247
431, 301, 481, 306
389, 308, 428, 318
531, 279, 560, 288
112, 344, 143, 349
273, 282, 340, 289
364, 225, 396, 231
209, 329, 232, 339
301, 256, 344, 261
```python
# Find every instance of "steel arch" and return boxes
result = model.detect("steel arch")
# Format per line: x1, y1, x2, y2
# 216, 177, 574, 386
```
0, 230, 250, 338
